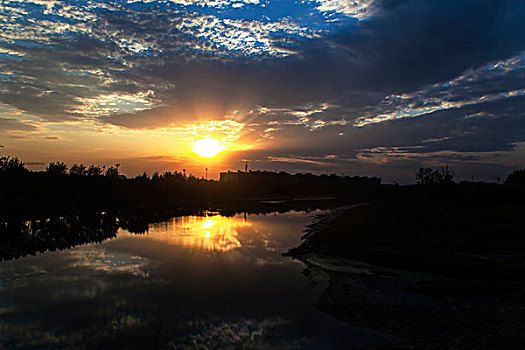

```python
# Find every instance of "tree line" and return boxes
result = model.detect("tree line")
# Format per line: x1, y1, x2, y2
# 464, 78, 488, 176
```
1, 155, 524, 219
2, 156, 524, 186
0, 157, 198, 180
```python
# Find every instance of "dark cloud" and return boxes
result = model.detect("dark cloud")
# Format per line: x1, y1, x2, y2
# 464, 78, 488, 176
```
324, 0, 525, 91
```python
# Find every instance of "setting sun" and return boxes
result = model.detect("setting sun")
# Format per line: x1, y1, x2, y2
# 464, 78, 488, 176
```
192, 138, 226, 158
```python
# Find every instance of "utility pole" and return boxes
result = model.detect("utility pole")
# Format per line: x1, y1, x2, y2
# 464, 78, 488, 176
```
205, 167, 208, 180
245, 161, 248, 172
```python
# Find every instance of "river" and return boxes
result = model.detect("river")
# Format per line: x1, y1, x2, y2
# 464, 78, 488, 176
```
0, 210, 392, 349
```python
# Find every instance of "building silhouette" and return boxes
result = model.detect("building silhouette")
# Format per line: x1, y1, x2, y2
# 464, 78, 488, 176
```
220, 170, 381, 187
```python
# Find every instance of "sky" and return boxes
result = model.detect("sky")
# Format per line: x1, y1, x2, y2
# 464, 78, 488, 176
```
0, 0, 524, 183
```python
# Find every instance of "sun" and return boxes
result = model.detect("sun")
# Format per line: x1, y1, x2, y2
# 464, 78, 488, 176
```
192, 138, 226, 158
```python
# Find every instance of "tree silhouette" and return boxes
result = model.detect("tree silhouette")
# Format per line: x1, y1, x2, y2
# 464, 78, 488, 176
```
0, 156, 27, 174
105, 166, 119, 178
440, 165, 455, 185
505, 169, 525, 187
87, 164, 102, 176
46, 161, 68, 175
415, 168, 436, 185
415, 166, 454, 186
69, 163, 87, 176
134, 172, 149, 180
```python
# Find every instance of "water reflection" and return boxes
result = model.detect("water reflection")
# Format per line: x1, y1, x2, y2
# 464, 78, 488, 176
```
0, 210, 392, 349
0, 213, 119, 261
0, 199, 345, 262
146, 213, 252, 252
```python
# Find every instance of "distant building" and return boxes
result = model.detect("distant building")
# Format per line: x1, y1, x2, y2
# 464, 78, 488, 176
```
219, 170, 381, 186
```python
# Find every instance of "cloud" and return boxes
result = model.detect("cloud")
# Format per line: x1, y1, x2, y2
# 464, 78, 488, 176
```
0, 117, 38, 131
310, 0, 376, 20
66, 90, 160, 117
0, 0, 524, 181
355, 54, 525, 126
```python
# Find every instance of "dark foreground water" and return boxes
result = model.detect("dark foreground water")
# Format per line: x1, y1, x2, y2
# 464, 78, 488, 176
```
0, 210, 391, 349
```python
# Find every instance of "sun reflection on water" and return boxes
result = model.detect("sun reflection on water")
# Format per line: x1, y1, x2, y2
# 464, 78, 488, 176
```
146, 214, 252, 252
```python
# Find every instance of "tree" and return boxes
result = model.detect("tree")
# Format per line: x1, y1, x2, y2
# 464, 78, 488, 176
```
439, 165, 455, 185
105, 166, 119, 178
0, 156, 28, 174
505, 169, 525, 187
69, 163, 87, 176
134, 172, 149, 180
87, 165, 102, 176
415, 168, 438, 185
415, 166, 454, 186
46, 162, 68, 175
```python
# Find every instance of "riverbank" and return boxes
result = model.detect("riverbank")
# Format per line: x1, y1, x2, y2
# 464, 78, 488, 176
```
286, 198, 525, 348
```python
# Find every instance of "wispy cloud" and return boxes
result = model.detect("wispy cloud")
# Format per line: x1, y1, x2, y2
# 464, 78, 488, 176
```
355, 54, 525, 126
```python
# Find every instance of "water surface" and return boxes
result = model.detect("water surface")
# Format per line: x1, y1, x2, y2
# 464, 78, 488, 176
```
0, 210, 388, 349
